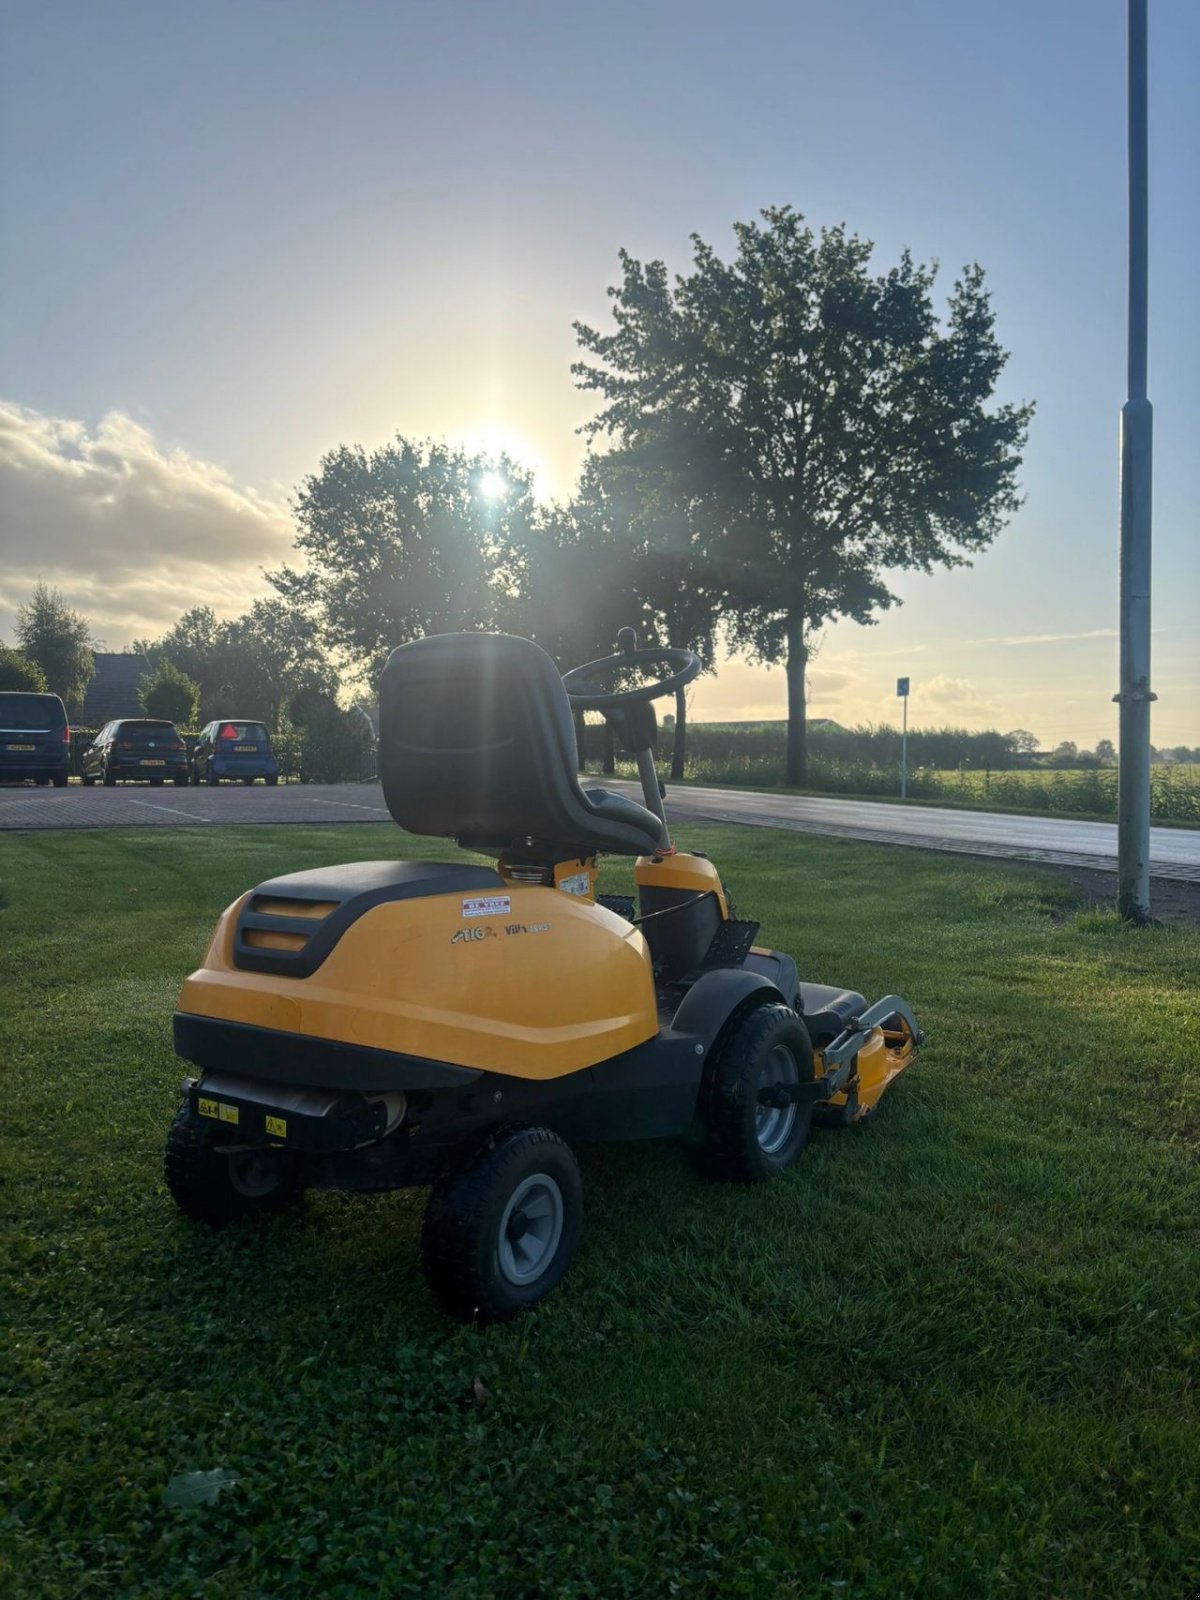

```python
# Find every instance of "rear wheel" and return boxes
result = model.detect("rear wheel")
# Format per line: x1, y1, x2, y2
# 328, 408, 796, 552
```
421, 1126, 582, 1323
52, 772, 68, 788
701, 1003, 815, 1183
242, 776, 255, 785
150, 777, 164, 787
266, 774, 279, 786
35, 776, 48, 786
175, 772, 189, 787
164, 1106, 300, 1226
206, 764, 219, 786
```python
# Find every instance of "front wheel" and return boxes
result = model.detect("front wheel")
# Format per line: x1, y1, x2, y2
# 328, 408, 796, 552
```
164, 1107, 300, 1226
421, 1126, 582, 1323
102, 767, 116, 787
265, 774, 279, 786
82, 773, 95, 787
700, 1003, 815, 1183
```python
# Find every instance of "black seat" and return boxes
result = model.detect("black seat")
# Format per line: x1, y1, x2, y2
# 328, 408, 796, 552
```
379, 633, 665, 857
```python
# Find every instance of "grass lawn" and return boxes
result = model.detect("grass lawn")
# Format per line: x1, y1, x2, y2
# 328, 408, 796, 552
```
2, 823, 1198, 1598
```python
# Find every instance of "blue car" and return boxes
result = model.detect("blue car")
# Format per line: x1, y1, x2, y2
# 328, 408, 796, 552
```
0, 691, 71, 786
191, 720, 279, 786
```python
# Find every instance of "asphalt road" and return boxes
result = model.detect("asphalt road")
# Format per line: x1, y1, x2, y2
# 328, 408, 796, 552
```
2, 776, 1198, 882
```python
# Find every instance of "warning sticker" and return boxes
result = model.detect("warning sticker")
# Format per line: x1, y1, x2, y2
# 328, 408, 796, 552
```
461, 895, 512, 918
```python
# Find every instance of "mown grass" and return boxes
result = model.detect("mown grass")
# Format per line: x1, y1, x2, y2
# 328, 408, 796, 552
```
1, 824, 1198, 1598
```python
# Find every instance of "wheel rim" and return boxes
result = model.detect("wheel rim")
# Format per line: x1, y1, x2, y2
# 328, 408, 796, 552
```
497, 1173, 564, 1285
227, 1151, 280, 1197
755, 1044, 800, 1155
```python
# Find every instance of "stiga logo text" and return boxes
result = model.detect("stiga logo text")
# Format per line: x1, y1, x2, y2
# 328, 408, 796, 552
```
450, 926, 497, 944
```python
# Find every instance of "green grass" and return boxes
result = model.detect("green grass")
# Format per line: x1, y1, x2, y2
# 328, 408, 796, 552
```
2, 824, 1198, 1598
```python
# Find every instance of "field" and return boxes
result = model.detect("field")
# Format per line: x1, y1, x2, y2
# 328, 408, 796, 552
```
2, 824, 1198, 1598
587, 722, 1200, 823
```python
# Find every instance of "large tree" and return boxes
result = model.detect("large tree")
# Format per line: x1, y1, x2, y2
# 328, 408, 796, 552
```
15, 581, 96, 717
275, 437, 537, 683
574, 207, 1033, 783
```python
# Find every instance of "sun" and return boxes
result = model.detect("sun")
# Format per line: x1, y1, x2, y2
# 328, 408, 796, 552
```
477, 469, 509, 502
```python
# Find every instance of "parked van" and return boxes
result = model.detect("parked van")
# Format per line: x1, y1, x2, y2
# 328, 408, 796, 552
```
0, 692, 70, 786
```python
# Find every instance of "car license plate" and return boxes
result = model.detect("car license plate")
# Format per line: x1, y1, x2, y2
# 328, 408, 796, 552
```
5, 743, 35, 751
235, 745, 256, 752
140, 759, 166, 766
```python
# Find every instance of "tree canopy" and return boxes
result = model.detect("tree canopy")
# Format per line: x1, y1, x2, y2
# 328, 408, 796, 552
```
15, 581, 96, 717
574, 207, 1033, 782
0, 645, 49, 693
140, 658, 200, 725
275, 438, 537, 681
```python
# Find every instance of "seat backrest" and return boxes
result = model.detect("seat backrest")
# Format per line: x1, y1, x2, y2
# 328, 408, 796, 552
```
378, 632, 660, 857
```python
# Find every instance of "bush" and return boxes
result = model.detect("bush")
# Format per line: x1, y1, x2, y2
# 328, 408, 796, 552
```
282, 695, 374, 783
0, 645, 49, 693
140, 659, 200, 725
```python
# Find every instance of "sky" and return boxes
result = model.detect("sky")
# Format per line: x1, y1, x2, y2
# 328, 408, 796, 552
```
1, 0, 1196, 746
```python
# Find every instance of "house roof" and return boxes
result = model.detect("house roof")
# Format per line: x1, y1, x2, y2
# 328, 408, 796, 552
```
80, 653, 151, 727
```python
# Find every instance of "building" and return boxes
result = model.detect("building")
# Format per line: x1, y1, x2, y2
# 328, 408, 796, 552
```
80, 653, 151, 727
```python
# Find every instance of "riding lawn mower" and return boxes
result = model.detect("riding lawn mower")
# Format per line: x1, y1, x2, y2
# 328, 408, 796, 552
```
166, 629, 921, 1321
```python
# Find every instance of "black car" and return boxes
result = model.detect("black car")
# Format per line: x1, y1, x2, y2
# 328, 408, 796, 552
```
0, 691, 71, 785
82, 719, 190, 786
190, 720, 279, 785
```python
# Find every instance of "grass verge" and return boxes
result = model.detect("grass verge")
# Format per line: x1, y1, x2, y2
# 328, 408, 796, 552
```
2, 824, 1198, 1598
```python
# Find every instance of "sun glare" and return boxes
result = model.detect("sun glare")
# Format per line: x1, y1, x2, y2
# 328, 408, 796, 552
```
477, 469, 509, 502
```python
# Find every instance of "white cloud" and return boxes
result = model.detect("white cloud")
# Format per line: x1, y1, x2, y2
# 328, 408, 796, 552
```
895, 673, 999, 719
0, 401, 292, 644
965, 627, 1118, 647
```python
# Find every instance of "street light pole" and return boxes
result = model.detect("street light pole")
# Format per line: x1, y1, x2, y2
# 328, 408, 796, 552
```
1115, 0, 1155, 921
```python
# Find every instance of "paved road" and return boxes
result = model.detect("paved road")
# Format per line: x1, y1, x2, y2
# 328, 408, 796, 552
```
1, 777, 1197, 882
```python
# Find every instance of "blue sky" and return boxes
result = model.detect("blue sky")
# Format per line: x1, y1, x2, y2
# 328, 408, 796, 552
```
1, 0, 1196, 743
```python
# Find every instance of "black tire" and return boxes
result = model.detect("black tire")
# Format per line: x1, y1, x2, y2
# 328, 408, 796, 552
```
82, 773, 95, 787
266, 774, 279, 786
206, 763, 219, 786
421, 1126, 582, 1323
52, 772, 68, 788
175, 772, 189, 787
150, 777, 164, 787
700, 1003, 815, 1183
242, 776, 255, 785
164, 1106, 300, 1226
102, 767, 116, 787
35, 776, 48, 786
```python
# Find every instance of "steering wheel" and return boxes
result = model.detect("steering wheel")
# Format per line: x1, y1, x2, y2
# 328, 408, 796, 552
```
561, 628, 701, 711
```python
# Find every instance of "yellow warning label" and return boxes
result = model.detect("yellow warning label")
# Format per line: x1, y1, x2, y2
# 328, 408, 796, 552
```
265, 1115, 287, 1138
218, 1102, 239, 1125
198, 1097, 219, 1120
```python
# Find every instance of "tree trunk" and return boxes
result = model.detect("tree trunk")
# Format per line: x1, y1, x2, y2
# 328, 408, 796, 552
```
784, 615, 807, 787
602, 719, 616, 776
670, 688, 687, 780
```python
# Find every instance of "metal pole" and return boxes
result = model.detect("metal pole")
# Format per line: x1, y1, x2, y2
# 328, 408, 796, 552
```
1115, 0, 1155, 921
900, 695, 908, 800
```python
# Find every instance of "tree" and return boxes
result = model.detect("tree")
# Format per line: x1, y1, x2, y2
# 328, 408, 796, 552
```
0, 645, 49, 693
15, 581, 96, 717
141, 599, 338, 726
1094, 738, 1117, 768
214, 599, 338, 727
575, 207, 1034, 783
140, 658, 200, 725
1007, 728, 1040, 755
1045, 740, 1079, 769
276, 438, 537, 683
